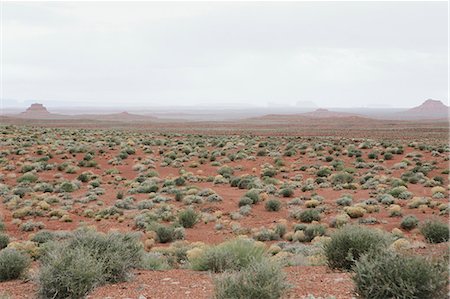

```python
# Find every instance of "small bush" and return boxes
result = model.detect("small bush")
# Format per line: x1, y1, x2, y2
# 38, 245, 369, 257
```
238, 197, 253, 207
280, 188, 294, 198
31, 230, 55, 244
191, 238, 265, 272
420, 220, 449, 243
298, 209, 321, 223
304, 224, 327, 242
331, 172, 354, 185
141, 252, 171, 271
344, 206, 366, 218
244, 190, 260, 204
324, 225, 390, 270
400, 215, 419, 231
265, 199, 281, 212
37, 230, 143, 298
0, 248, 30, 281
336, 196, 352, 206
354, 250, 448, 299
17, 173, 38, 183
38, 246, 103, 299
384, 152, 393, 160
214, 260, 289, 299
0, 234, 9, 249
155, 225, 176, 243
178, 209, 199, 228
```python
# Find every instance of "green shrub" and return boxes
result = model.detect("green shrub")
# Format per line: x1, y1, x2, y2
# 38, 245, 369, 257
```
38, 246, 103, 299
178, 208, 199, 228
0, 248, 30, 281
31, 230, 56, 244
174, 177, 186, 186
304, 224, 327, 242
331, 172, 354, 185
60, 181, 75, 193
17, 173, 38, 183
244, 190, 260, 204
336, 196, 352, 206
141, 252, 171, 271
367, 152, 378, 159
316, 168, 332, 177
214, 260, 289, 299
354, 250, 448, 299
262, 168, 276, 178
154, 225, 185, 243
66, 230, 143, 282
265, 199, 281, 212
0, 234, 10, 249
384, 152, 393, 160
324, 225, 390, 270
238, 197, 253, 207
298, 209, 321, 223
280, 188, 294, 198
400, 215, 419, 231
191, 238, 265, 272
37, 230, 143, 298
420, 220, 449, 243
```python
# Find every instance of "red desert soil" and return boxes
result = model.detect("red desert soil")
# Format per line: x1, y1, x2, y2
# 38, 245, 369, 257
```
0, 122, 448, 299
1, 266, 354, 299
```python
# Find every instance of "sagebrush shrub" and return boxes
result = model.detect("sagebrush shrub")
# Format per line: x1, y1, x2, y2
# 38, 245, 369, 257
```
38, 246, 103, 299
280, 188, 294, 198
354, 250, 448, 299
0, 248, 30, 281
68, 230, 143, 282
178, 208, 199, 228
400, 215, 419, 231
238, 197, 253, 207
31, 230, 55, 244
298, 209, 321, 223
214, 260, 290, 299
265, 199, 281, 212
324, 225, 390, 270
141, 252, 171, 271
37, 229, 143, 298
155, 225, 176, 243
191, 238, 265, 272
304, 224, 326, 242
420, 220, 449, 243
0, 234, 9, 249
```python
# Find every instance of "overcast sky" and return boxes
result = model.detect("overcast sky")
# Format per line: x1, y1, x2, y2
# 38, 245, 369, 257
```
2, 1, 448, 108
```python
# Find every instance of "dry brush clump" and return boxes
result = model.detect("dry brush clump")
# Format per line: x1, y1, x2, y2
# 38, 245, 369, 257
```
36, 229, 144, 299
353, 250, 448, 299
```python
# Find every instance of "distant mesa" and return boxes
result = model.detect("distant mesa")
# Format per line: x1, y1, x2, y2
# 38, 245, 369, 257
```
408, 99, 448, 113
16, 103, 157, 122
18, 103, 58, 119
396, 99, 449, 120
22, 103, 50, 115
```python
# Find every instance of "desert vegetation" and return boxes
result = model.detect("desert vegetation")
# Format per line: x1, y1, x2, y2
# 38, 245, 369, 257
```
0, 125, 448, 298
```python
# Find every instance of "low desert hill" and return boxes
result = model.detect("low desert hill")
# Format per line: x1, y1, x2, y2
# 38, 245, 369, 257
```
301, 108, 359, 118
17, 103, 66, 119
393, 99, 449, 120
12, 104, 157, 122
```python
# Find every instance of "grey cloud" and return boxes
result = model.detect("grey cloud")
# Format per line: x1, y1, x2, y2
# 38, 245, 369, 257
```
2, 1, 448, 108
